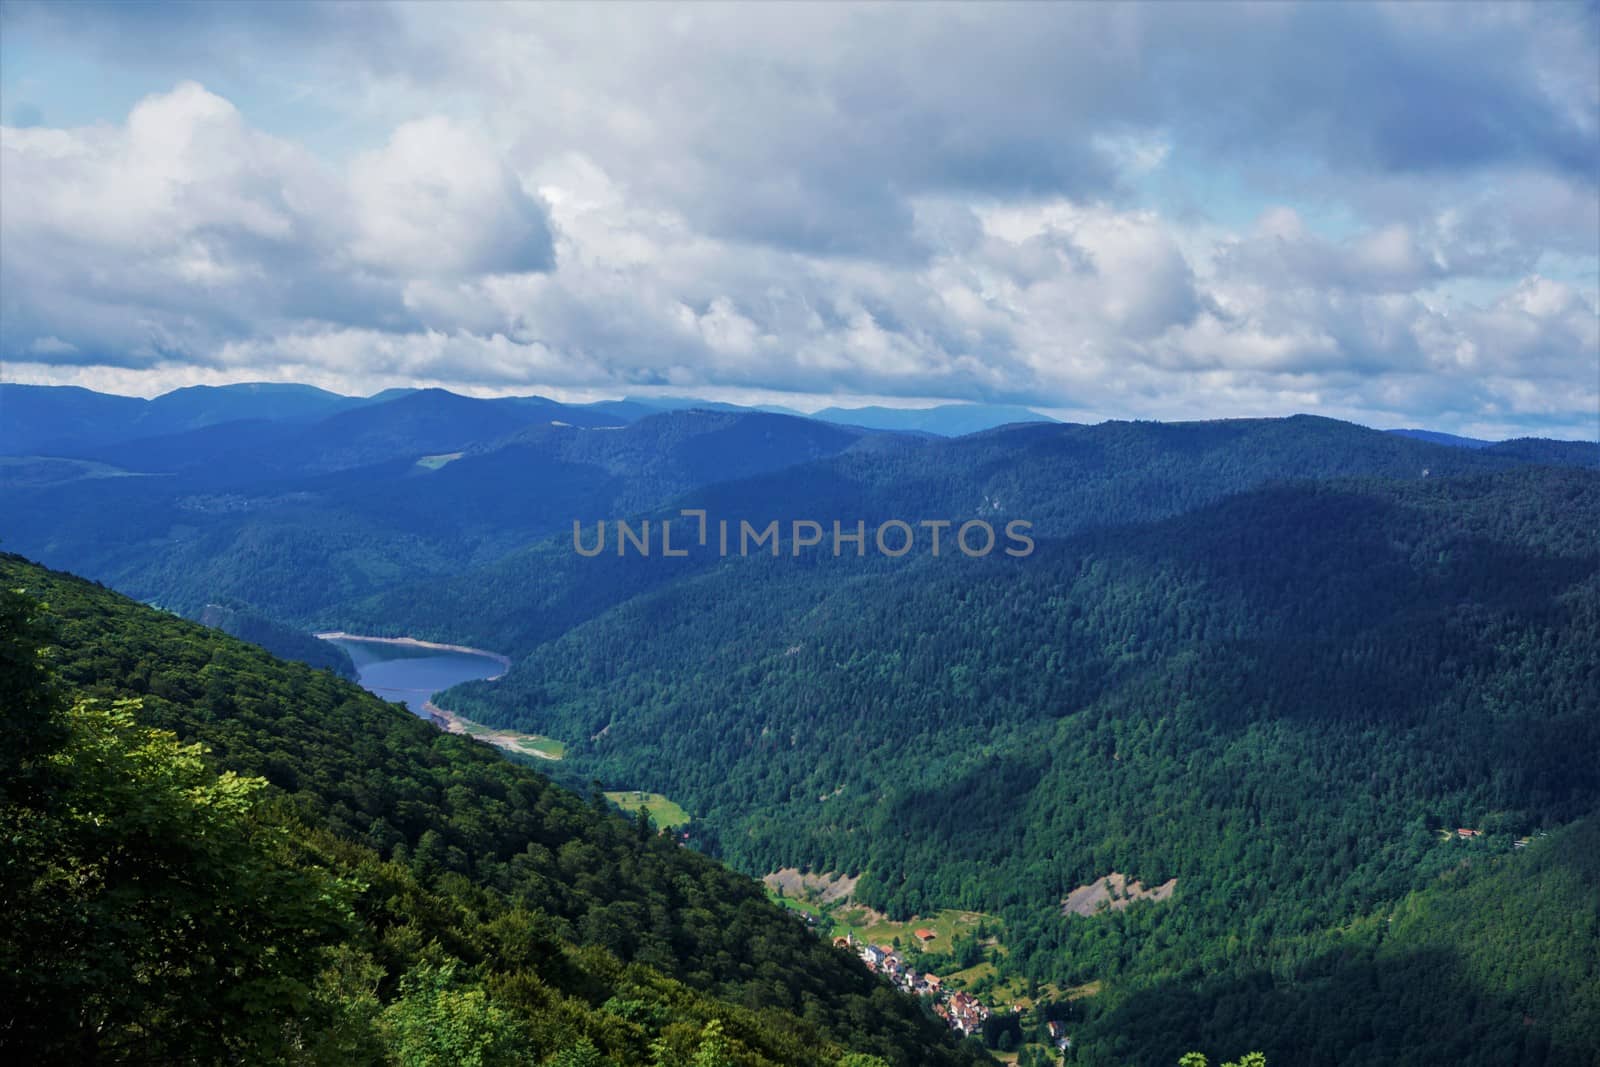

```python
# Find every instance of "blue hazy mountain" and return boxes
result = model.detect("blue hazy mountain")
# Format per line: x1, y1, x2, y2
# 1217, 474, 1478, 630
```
0, 381, 369, 455
590, 395, 809, 419
146, 382, 366, 426
1386, 427, 1495, 449
809, 402, 1056, 436
0, 384, 149, 454
0, 402, 867, 620
14, 387, 626, 482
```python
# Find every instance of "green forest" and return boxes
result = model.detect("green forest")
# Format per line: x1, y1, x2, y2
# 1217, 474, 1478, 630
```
5, 399, 1598, 1064
428, 467, 1600, 1065
0, 555, 989, 1066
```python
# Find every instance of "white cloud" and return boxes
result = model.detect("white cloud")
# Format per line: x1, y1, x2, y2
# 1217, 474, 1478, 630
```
348, 117, 553, 277
1, 0, 1597, 440
0, 84, 556, 369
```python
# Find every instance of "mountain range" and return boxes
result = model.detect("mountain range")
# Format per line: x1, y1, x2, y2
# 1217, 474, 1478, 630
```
2, 379, 1598, 1065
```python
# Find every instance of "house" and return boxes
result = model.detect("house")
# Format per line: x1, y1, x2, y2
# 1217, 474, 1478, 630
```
833, 935, 852, 949
944, 990, 988, 1035
925, 974, 942, 992
1457, 827, 1483, 839
914, 928, 937, 944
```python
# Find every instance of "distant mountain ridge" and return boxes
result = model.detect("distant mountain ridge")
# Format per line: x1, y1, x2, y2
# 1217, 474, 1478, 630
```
1386, 427, 1495, 449
6, 398, 1594, 635
809, 402, 1057, 436
0, 401, 872, 620
4, 385, 1593, 634
5, 379, 1599, 1064
10, 381, 1594, 459
0, 381, 371, 455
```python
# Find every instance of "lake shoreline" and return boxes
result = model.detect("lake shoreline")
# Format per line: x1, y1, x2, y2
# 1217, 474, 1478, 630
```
314, 630, 511, 677
422, 699, 563, 760
318, 632, 558, 760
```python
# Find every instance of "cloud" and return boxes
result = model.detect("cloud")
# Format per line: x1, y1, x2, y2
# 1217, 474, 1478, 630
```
26, 336, 77, 356
0, 83, 552, 369
1, 3, 1597, 439
0, 0, 414, 76
349, 117, 554, 277
408, 2, 1597, 258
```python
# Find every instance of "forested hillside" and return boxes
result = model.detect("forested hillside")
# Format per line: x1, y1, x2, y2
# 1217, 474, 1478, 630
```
338, 415, 1596, 652
0, 554, 987, 1066
196, 600, 358, 678
428, 465, 1600, 1065
0, 398, 867, 622
5, 396, 1596, 1064
1089, 816, 1600, 1065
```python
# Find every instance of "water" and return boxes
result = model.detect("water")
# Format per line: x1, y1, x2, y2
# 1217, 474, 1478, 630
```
326, 637, 505, 718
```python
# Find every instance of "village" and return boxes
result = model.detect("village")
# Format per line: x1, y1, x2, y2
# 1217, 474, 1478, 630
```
766, 869, 1079, 1059
830, 929, 1072, 1057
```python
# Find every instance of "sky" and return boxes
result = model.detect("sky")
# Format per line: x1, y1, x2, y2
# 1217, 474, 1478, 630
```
1, 0, 1596, 439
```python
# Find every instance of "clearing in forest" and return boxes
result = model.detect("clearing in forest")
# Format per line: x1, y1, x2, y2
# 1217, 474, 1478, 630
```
1061, 872, 1177, 916
763, 868, 860, 904
605, 791, 691, 829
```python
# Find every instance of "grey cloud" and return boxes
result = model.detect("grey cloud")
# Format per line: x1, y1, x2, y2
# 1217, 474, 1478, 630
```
1149, 2, 1598, 179
12, 3, 1593, 262
0, 0, 414, 76
445, 3, 1596, 258
2, 5, 1597, 439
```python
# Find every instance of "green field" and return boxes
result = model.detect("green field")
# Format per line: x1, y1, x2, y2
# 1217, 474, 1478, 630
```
831, 906, 986, 950
759, 891, 986, 947
605, 791, 690, 829
769, 894, 830, 923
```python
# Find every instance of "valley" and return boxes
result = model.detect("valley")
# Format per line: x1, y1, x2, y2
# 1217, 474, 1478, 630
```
323, 631, 567, 760
6, 13, 1595, 1065
3, 381, 1598, 1065
0, 553, 986, 1065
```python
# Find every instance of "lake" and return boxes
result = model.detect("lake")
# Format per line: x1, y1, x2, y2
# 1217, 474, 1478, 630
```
324, 636, 506, 718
